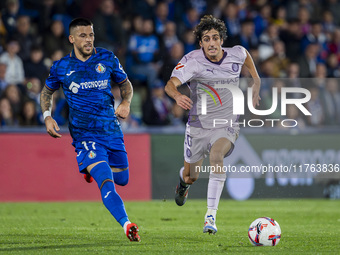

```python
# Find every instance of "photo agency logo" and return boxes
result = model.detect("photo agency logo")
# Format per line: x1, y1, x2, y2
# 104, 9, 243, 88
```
198, 79, 312, 128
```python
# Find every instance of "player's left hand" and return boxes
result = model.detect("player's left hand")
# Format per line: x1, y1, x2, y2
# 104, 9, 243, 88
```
115, 101, 130, 119
251, 84, 261, 108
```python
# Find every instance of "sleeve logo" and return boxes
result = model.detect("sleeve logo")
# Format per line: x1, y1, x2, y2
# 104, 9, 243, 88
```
175, 63, 184, 70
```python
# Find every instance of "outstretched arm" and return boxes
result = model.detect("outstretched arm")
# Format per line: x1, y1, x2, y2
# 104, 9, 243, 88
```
40, 86, 61, 138
244, 50, 261, 108
115, 79, 133, 119
165, 77, 192, 110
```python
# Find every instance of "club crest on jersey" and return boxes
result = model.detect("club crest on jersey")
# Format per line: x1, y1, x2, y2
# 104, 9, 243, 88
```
95, 63, 106, 73
232, 63, 239, 72
88, 151, 96, 159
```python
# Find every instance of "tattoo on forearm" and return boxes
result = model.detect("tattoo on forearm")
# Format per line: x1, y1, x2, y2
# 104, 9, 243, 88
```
119, 80, 133, 103
40, 86, 54, 112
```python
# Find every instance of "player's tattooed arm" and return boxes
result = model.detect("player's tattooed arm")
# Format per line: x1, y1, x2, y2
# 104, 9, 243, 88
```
119, 79, 133, 104
115, 79, 133, 119
40, 86, 54, 113
40, 86, 61, 138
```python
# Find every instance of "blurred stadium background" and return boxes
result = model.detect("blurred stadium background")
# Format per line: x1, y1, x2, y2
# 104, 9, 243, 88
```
0, 0, 340, 202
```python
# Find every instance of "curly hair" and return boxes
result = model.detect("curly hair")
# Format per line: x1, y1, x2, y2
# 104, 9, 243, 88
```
193, 15, 227, 42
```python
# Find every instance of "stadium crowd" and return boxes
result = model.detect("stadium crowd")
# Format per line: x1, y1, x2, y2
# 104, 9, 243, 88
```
0, 0, 340, 129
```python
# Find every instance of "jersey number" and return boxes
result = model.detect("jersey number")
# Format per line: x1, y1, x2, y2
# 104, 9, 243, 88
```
82, 141, 96, 150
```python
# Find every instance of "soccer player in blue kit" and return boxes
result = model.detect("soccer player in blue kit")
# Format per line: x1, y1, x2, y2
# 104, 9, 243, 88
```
40, 18, 140, 242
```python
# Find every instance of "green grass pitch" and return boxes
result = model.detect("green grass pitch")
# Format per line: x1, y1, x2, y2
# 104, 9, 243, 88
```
0, 199, 339, 254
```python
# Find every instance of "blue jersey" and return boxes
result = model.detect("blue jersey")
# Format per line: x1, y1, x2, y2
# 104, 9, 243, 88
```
45, 48, 127, 145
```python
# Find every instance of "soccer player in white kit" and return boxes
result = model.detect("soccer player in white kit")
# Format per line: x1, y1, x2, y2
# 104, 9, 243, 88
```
165, 15, 261, 234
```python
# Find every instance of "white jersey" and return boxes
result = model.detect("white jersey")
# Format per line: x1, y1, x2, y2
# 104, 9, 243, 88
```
171, 46, 247, 129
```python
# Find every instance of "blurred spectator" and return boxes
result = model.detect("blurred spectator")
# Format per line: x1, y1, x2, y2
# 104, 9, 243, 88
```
206, 0, 228, 19
1, 0, 20, 35
43, 18, 72, 58
2, 83, 23, 118
326, 53, 340, 77
222, 2, 241, 39
0, 62, 8, 92
0, 14, 7, 53
228, 18, 258, 50
159, 41, 184, 84
19, 99, 39, 126
0, 97, 16, 126
306, 85, 325, 126
126, 18, 161, 88
24, 44, 49, 85
177, 7, 200, 38
327, 0, 340, 26
253, 4, 272, 37
258, 23, 280, 61
267, 40, 290, 78
322, 10, 336, 36
272, 5, 287, 29
0, 38, 25, 85
286, 62, 300, 79
92, 0, 126, 56
37, 0, 63, 34
161, 21, 179, 53
142, 80, 172, 126
182, 29, 197, 54
301, 20, 327, 53
285, 62, 302, 88
279, 18, 303, 62
298, 7, 311, 35
297, 43, 320, 77
13, 15, 39, 61
321, 78, 340, 125
313, 63, 327, 89
25, 77, 41, 105
190, 0, 207, 16
326, 28, 340, 56
154, 1, 170, 35
285, 104, 306, 129
131, 0, 157, 19
52, 48, 64, 60
80, 0, 102, 19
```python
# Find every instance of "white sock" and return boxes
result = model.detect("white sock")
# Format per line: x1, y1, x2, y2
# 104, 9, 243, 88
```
123, 221, 131, 233
179, 167, 185, 182
207, 173, 226, 214
179, 166, 189, 187
205, 208, 217, 220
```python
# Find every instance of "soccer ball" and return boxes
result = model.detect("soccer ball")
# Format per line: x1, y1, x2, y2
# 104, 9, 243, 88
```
248, 217, 281, 246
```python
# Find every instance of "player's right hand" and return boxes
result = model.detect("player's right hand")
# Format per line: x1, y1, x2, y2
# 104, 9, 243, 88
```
45, 116, 62, 138
174, 94, 193, 110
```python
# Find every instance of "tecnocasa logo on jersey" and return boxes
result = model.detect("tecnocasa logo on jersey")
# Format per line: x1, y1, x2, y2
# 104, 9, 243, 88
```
69, 79, 109, 93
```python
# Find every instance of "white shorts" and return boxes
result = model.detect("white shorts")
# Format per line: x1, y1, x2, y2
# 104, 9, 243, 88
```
184, 124, 239, 163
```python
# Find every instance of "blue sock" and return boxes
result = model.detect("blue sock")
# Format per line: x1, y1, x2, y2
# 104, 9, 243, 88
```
90, 162, 129, 227
113, 169, 129, 186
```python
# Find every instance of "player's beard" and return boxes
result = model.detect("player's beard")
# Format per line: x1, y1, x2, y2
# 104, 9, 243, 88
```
78, 43, 93, 58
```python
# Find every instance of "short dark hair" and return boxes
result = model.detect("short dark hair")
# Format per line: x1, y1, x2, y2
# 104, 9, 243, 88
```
69, 18, 93, 34
194, 15, 227, 42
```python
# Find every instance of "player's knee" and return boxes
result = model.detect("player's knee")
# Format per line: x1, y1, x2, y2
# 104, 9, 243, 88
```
113, 169, 129, 186
209, 152, 224, 167
89, 162, 113, 189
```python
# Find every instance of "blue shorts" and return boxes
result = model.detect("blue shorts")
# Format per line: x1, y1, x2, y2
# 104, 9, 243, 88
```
74, 138, 128, 173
